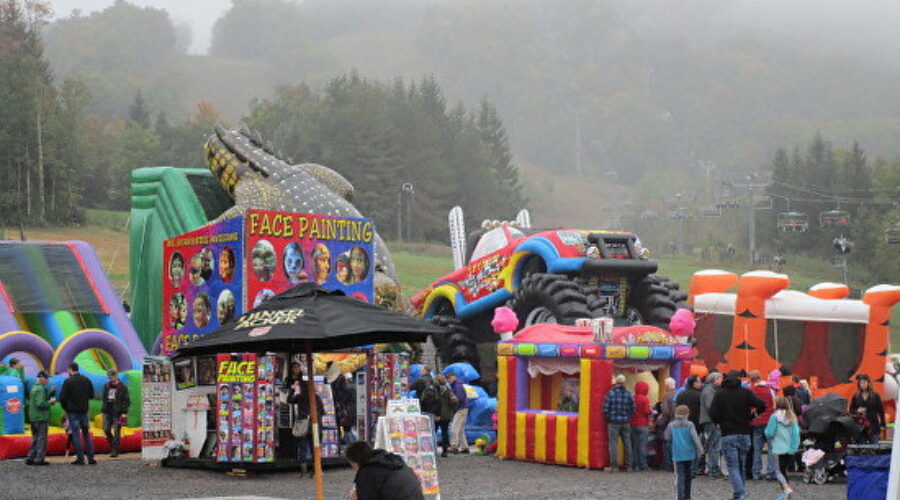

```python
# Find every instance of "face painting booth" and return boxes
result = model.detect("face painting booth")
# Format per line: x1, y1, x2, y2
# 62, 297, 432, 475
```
495, 323, 692, 470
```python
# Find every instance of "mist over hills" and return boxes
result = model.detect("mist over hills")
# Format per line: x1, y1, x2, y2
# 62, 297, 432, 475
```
43, 0, 900, 180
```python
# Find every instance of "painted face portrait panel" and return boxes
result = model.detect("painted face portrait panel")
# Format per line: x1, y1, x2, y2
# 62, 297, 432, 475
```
282, 242, 307, 283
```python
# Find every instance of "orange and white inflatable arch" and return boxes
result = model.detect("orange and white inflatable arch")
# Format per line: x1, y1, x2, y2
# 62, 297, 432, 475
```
689, 270, 899, 401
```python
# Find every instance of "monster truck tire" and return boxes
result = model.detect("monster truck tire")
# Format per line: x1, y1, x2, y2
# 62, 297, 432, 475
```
430, 315, 480, 368
626, 274, 679, 329
656, 275, 689, 307
510, 273, 592, 327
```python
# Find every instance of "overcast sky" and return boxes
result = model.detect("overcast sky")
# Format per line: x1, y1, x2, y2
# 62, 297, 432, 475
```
49, 0, 229, 53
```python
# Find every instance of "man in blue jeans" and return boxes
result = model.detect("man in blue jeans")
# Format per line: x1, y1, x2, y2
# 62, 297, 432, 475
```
59, 362, 97, 465
709, 370, 765, 500
603, 374, 634, 471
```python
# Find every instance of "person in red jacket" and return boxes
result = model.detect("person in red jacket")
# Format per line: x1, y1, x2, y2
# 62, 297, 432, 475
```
630, 381, 654, 471
748, 370, 776, 480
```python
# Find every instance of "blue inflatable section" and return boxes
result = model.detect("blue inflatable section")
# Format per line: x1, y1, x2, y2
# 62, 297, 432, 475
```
442, 362, 480, 383
0, 375, 25, 434
847, 454, 890, 500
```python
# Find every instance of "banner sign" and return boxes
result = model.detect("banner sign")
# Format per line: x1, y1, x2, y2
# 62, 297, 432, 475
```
162, 217, 244, 353
245, 210, 375, 308
161, 210, 375, 354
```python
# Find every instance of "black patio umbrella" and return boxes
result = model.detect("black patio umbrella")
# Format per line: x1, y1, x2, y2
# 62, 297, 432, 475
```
805, 392, 849, 434
175, 283, 448, 499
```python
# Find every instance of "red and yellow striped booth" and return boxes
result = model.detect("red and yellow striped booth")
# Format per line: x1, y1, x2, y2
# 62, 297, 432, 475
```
496, 324, 692, 470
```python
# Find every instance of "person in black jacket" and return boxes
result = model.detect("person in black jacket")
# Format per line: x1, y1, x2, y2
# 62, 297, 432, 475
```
676, 375, 703, 431
849, 374, 885, 444
288, 376, 323, 477
59, 362, 96, 465
346, 441, 424, 500
709, 370, 766, 500
101, 369, 130, 457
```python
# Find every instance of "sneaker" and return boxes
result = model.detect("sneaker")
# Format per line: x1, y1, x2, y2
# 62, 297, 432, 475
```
34, 461, 49, 466
71, 459, 85, 465
110, 451, 119, 458
25, 459, 34, 465
88, 458, 97, 465
604, 467, 615, 473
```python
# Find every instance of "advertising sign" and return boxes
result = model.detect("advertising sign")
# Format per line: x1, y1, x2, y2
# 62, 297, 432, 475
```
215, 353, 276, 463
162, 217, 244, 353
141, 357, 172, 450
381, 413, 441, 497
162, 211, 375, 354
245, 210, 375, 308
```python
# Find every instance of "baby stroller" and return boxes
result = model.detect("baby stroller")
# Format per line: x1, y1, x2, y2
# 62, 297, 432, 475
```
801, 393, 865, 485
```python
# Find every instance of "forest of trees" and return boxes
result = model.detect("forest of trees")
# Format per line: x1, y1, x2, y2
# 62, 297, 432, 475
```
0, 0, 522, 241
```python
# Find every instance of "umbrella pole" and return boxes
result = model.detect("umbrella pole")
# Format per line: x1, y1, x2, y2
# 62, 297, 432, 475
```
306, 341, 325, 500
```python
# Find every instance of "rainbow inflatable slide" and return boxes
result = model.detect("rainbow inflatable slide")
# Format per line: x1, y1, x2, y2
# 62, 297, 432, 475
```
0, 241, 146, 459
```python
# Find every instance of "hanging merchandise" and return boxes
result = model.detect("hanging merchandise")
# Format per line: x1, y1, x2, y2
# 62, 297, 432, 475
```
367, 353, 410, 440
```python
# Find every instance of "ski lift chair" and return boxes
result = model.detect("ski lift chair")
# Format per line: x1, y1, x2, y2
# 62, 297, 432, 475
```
886, 225, 900, 245
701, 206, 722, 217
777, 211, 809, 232
820, 210, 851, 229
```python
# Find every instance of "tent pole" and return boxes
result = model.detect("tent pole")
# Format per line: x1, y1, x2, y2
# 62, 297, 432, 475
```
307, 341, 325, 500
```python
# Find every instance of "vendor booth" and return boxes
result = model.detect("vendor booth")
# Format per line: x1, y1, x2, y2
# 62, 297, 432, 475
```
160, 283, 446, 499
496, 322, 692, 470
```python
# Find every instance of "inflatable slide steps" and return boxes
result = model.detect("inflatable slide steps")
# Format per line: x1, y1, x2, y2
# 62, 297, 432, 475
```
130, 167, 234, 351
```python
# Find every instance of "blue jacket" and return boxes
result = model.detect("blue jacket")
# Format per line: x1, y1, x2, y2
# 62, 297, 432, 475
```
764, 410, 800, 455
665, 417, 704, 462
603, 385, 634, 423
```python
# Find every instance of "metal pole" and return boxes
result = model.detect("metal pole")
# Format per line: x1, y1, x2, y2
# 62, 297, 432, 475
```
397, 190, 402, 242
748, 185, 756, 266
306, 341, 325, 500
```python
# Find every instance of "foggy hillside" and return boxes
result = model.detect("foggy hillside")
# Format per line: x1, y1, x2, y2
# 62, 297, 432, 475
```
43, 0, 900, 180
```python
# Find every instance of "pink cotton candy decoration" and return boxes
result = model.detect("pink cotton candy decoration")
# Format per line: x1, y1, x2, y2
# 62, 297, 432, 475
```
491, 306, 519, 334
668, 308, 696, 337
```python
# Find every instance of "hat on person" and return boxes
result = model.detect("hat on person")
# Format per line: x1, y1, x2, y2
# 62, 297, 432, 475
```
107, 369, 118, 376
614, 374, 626, 385
37, 371, 49, 379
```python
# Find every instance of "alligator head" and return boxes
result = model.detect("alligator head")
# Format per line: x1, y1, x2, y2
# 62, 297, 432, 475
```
204, 126, 403, 309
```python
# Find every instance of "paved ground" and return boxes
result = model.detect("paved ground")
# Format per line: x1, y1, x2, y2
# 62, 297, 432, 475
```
1, 452, 844, 499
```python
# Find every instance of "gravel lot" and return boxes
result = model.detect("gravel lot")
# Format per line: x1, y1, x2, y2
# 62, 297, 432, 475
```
1, 453, 844, 499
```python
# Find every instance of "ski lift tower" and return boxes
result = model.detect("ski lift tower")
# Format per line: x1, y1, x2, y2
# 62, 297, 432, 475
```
724, 174, 771, 266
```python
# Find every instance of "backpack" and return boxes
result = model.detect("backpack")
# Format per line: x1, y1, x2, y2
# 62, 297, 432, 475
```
419, 380, 439, 414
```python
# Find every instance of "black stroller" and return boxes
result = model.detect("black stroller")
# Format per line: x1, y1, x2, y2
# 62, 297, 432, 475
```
801, 393, 865, 485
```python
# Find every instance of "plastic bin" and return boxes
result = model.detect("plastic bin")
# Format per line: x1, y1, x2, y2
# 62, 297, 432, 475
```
846, 444, 892, 500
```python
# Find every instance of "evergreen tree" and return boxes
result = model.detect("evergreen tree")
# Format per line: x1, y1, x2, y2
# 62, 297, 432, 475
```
477, 97, 523, 213
128, 89, 151, 128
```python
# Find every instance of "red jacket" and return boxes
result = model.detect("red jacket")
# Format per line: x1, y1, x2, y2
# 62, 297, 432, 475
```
750, 383, 775, 427
630, 381, 653, 427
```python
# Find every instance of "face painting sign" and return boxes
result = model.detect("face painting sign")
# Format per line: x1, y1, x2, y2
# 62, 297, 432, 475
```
215, 353, 276, 463
245, 210, 375, 307
161, 217, 244, 353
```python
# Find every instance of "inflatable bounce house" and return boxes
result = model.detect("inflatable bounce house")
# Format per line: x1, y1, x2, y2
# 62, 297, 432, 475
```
0, 241, 145, 459
689, 270, 900, 400
495, 321, 692, 469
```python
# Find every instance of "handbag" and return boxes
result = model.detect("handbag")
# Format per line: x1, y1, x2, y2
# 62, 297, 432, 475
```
292, 417, 310, 437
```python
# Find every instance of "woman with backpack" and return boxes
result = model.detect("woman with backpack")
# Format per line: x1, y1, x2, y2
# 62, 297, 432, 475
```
433, 374, 459, 457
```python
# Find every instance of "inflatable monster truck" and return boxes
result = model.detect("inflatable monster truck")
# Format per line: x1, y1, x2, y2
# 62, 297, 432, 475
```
411, 207, 687, 384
